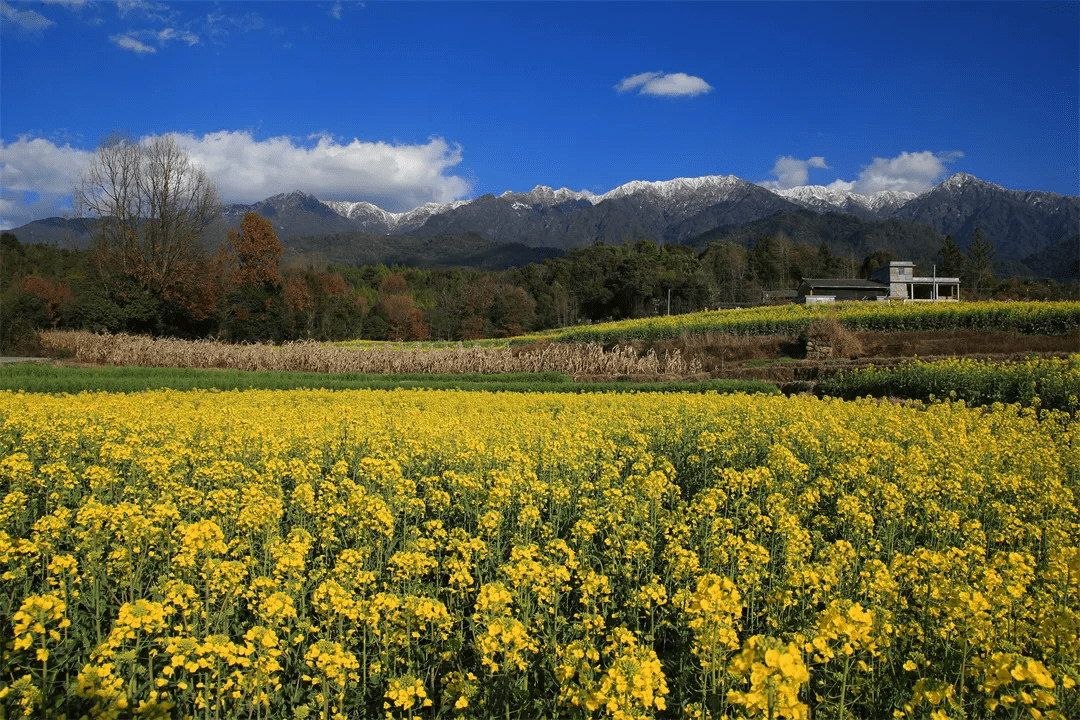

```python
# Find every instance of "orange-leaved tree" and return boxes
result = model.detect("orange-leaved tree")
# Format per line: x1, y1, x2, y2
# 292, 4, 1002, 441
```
228, 212, 284, 289
218, 212, 285, 341
379, 272, 428, 341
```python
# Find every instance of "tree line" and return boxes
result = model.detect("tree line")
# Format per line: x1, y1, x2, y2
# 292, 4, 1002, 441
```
7, 220, 1073, 353
2, 136, 1073, 352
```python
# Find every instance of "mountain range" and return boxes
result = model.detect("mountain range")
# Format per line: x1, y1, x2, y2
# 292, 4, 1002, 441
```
8, 173, 1079, 278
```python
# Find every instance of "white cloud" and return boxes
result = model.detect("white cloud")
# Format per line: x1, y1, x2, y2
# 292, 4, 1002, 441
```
0, 1, 55, 31
761, 156, 830, 189
824, 179, 856, 193
110, 32, 156, 53
615, 72, 656, 93
849, 150, 964, 194
156, 27, 198, 46
108, 26, 199, 52
175, 131, 471, 212
328, 2, 363, 21
0, 136, 91, 229
762, 150, 963, 194
116, 0, 170, 20
1, 137, 92, 194
41, 0, 87, 7
615, 71, 713, 98
0, 131, 472, 228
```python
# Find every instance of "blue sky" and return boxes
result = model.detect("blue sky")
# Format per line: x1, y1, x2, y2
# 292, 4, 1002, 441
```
1, 0, 1077, 229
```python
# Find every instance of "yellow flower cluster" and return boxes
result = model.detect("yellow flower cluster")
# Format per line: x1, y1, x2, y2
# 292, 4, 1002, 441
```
11, 593, 71, 657
0, 387, 1077, 718
809, 600, 878, 663
727, 635, 810, 719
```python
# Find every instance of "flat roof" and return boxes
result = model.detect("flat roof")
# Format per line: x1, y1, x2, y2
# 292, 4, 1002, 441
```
801, 278, 889, 290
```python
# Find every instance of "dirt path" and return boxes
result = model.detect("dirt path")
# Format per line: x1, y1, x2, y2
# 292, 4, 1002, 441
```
0, 357, 51, 365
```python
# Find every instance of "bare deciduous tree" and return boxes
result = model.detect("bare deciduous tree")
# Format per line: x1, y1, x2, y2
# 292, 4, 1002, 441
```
75, 134, 220, 299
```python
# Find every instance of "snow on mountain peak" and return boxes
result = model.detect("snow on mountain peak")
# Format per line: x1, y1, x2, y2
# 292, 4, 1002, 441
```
867, 190, 919, 212
938, 172, 980, 189
321, 199, 392, 221
500, 185, 598, 206
772, 184, 918, 214
933, 173, 1011, 195
773, 185, 853, 203
600, 174, 744, 202
771, 173, 1021, 214
314, 171, 1030, 234
316, 197, 469, 234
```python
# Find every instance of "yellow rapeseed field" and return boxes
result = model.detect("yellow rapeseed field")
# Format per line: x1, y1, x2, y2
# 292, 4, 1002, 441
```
0, 389, 1077, 719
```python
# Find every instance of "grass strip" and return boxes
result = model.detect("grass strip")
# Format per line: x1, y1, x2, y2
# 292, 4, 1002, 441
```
0, 362, 778, 396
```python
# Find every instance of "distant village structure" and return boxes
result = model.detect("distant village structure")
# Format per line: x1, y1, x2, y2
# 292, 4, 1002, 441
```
796, 261, 961, 304
796, 278, 890, 304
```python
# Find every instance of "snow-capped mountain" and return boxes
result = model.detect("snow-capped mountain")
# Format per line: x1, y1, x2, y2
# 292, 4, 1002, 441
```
405, 174, 807, 249
499, 185, 597, 208
599, 175, 746, 207
208, 173, 1074, 255
772, 185, 918, 217
12, 172, 1076, 274
319, 199, 471, 235
892, 173, 1078, 261
769, 173, 1078, 268
220, 191, 359, 237
493, 175, 749, 210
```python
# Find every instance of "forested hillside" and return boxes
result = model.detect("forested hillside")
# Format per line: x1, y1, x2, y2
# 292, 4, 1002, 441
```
3, 213, 1076, 353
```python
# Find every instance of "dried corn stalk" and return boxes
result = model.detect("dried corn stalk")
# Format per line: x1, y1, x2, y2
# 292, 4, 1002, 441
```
39, 330, 702, 377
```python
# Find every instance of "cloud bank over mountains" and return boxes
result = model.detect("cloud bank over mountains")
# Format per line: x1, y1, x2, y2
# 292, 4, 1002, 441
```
174, 132, 471, 213
1, 130, 968, 231
762, 150, 965, 195
0, 137, 91, 230
0, 132, 473, 228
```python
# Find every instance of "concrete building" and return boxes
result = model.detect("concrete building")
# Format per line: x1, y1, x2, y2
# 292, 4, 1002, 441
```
870, 261, 960, 301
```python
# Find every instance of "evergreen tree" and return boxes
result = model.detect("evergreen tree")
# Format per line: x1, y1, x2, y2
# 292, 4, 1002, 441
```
937, 234, 966, 277
815, 240, 842, 277
965, 228, 996, 293
859, 250, 895, 280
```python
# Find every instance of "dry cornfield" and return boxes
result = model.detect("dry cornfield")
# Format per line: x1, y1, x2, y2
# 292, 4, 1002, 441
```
39, 330, 703, 377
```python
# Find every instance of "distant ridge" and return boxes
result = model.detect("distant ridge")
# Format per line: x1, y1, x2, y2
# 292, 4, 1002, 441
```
8, 173, 1077, 276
